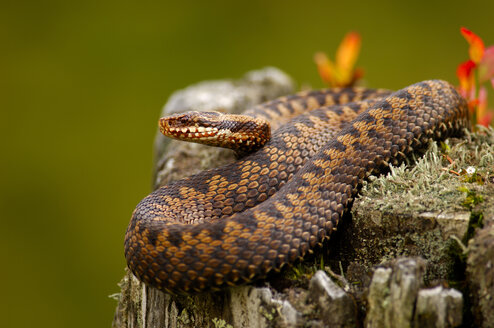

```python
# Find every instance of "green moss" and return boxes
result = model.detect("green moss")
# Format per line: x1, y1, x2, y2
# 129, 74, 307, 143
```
465, 211, 485, 242
177, 309, 192, 325
458, 186, 485, 209
259, 306, 277, 321
212, 318, 233, 328
281, 256, 328, 288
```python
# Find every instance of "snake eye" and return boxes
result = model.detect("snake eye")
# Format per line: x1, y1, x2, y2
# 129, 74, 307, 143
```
179, 117, 189, 125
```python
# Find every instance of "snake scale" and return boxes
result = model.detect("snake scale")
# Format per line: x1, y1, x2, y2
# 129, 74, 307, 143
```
125, 80, 469, 294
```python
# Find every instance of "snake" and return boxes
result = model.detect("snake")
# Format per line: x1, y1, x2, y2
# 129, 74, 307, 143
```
124, 80, 469, 294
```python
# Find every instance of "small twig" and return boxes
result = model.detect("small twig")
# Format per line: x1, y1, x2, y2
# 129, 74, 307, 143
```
443, 154, 456, 166
441, 168, 461, 176
324, 263, 351, 292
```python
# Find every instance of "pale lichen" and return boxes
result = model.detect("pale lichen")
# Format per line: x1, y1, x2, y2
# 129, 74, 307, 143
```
358, 127, 494, 214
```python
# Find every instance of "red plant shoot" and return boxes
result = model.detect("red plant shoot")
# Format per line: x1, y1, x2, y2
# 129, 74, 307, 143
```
457, 27, 494, 127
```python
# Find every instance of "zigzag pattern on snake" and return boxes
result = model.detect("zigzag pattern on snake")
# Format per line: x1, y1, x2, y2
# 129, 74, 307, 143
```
125, 80, 469, 294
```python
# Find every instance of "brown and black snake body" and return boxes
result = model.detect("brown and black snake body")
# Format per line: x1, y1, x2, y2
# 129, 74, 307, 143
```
125, 80, 469, 294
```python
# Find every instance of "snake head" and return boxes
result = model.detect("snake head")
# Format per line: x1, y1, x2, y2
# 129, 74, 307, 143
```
159, 111, 271, 154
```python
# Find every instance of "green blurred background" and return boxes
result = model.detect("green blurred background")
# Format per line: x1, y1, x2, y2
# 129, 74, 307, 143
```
1, 0, 493, 327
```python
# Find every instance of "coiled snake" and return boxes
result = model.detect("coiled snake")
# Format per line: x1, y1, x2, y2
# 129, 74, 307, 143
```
125, 80, 469, 294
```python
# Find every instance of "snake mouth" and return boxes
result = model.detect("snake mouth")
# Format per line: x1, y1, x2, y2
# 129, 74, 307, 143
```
159, 115, 220, 140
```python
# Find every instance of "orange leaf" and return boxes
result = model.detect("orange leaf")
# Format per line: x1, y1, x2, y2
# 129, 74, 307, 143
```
314, 31, 363, 87
314, 52, 337, 86
335, 32, 361, 84
477, 86, 488, 120
461, 27, 485, 64
457, 60, 476, 97
467, 99, 479, 114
